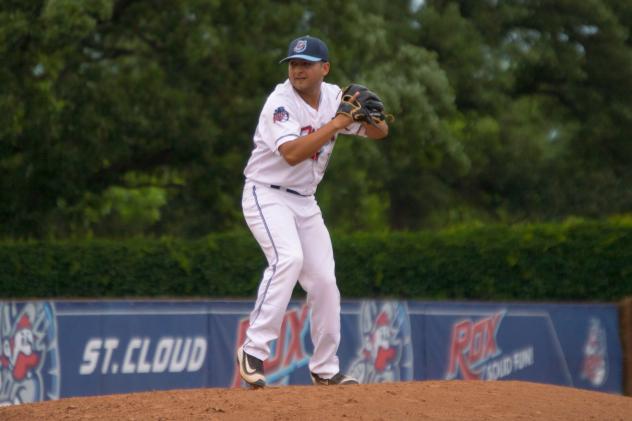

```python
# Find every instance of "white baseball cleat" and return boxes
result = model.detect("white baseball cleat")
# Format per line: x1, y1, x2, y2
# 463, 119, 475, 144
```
237, 346, 266, 388
311, 372, 359, 385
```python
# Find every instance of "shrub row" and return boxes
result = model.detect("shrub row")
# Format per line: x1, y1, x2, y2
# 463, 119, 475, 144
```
1, 221, 630, 301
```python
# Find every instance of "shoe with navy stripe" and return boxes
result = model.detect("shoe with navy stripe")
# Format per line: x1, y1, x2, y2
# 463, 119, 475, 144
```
237, 346, 266, 388
311, 372, 359, 385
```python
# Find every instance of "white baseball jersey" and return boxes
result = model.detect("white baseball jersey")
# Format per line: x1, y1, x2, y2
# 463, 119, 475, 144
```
244, 79, 366, 195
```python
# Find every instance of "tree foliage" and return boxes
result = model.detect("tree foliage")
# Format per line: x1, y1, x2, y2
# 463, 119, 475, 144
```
0, 0, 630, 238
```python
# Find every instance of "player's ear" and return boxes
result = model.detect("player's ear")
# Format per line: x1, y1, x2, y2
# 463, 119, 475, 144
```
321, 61, 330, 76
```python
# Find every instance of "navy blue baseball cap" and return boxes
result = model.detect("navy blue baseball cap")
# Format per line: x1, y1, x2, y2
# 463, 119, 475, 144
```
279, 35, 329, 63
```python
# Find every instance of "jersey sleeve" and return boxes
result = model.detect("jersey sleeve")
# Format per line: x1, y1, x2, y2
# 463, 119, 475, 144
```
259, 97, 302, 155
339, 122, 367, 137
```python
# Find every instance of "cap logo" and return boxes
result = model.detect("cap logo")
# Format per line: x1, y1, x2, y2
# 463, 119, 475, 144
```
293, 40, 307, 53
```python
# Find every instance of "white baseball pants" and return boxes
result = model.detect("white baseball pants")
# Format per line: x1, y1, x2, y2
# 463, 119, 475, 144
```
241, 180, 341, 378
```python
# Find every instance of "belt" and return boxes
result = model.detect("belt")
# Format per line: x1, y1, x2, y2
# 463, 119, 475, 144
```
270, 185, 311, 197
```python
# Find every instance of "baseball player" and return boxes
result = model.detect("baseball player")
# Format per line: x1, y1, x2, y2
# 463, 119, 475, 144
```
237, 35, 389, 387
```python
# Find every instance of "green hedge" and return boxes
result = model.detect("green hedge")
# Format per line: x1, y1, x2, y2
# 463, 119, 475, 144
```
1, 221, 631, 300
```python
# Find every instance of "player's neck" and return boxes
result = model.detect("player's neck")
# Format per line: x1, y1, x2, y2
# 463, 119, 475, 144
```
295, 87, 321, 110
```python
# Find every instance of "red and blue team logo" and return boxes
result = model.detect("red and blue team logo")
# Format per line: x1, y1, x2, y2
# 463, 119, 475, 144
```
0, 302, 60, 405
581, 318, 608, 387
347, 301, 413, 383
273, 106, 290, 123
444, 311, 504, 380
293, 40, 307, 53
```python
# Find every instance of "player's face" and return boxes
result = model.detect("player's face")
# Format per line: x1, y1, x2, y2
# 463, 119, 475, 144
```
288, 60, 330, 94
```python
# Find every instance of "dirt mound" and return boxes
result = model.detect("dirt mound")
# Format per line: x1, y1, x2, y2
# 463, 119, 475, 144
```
1, 380, 631, 421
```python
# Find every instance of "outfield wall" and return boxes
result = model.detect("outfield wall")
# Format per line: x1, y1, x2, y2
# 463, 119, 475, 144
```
0, 299, 622, 405
620, 297, 632, 396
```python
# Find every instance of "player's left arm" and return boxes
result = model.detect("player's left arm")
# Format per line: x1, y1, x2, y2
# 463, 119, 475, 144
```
363, 119, 389, 140
336, 84, 390, 140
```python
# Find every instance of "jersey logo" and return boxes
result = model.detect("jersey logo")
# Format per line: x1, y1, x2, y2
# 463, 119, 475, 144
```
294, 40, 307, 53
273, 107, 290, 123
300, 126, 314, 137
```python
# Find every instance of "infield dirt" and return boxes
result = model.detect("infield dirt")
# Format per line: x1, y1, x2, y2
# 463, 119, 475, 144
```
1, 380, 631, 420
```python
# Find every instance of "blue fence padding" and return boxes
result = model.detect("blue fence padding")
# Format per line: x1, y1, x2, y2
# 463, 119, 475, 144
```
0, 299, 622, 405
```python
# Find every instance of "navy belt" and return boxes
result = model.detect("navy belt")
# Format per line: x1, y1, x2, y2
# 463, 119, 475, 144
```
270, 185, 310, 197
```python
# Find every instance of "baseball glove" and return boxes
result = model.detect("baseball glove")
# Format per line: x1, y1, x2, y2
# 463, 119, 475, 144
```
336, 84, 393, 127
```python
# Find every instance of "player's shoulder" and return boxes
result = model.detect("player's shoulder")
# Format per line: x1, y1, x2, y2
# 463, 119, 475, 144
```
322, 81, 343, 100
270, 80, 296, 100
262, 80, 296, 110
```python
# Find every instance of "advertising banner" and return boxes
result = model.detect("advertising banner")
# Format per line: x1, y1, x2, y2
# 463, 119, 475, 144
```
0, 299, 622, 405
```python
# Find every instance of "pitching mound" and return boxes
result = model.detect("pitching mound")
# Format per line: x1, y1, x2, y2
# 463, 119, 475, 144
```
2, 380, 631, 420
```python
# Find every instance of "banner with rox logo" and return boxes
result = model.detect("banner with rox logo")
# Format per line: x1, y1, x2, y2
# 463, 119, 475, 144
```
0, 299, 622, 405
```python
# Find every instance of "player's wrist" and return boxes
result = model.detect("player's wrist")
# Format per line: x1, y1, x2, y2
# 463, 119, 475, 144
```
332, 114, 352, 131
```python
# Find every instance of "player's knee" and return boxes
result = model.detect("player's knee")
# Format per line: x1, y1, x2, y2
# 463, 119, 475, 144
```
278, 251, 304, 272
327, 282, 341, 302
315, 278, 340, 303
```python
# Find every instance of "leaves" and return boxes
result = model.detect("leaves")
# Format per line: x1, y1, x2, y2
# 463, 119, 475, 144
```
0, 0, 630, 237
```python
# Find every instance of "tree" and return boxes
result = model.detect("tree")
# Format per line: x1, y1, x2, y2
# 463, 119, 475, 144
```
418, 0, 632, 221
1, 0, 630, 238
